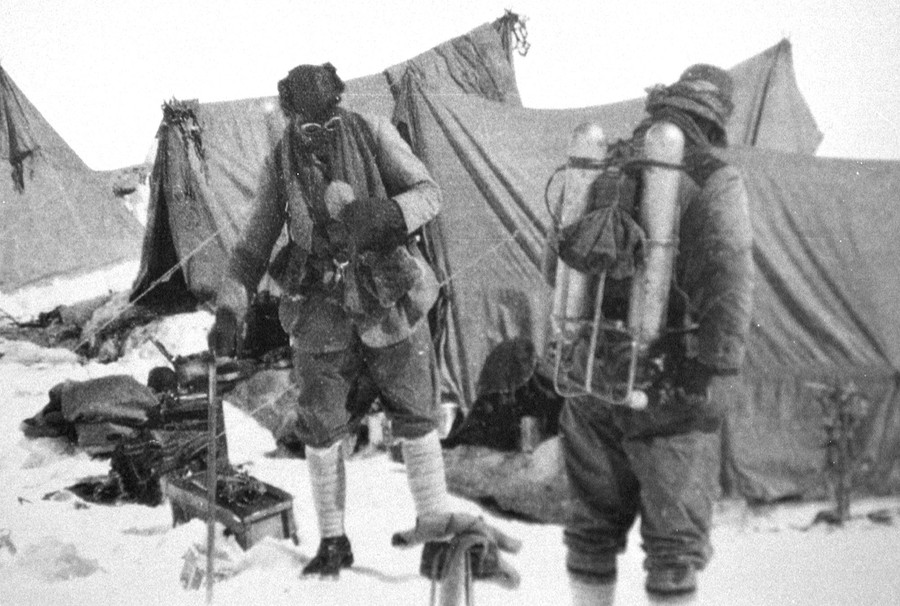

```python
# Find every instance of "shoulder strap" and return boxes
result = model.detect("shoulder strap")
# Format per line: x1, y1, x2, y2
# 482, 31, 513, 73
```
682, 148, 727, 188
275, 140, 294, 246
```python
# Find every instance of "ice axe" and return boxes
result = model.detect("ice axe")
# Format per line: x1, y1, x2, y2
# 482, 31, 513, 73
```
392, 513, 522, 606
156, 337, 220, 601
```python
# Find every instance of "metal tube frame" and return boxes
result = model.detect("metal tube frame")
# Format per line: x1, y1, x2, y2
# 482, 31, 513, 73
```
549, 268, 642, 408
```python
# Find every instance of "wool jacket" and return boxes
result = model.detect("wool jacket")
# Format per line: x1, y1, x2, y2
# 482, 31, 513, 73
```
674, 155, 754, 373
219, 110, 441, 352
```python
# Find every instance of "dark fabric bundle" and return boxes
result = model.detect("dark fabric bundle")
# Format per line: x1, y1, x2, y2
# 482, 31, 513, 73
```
58, 375, 158, 426
553, 162, 645, 278
555, 205, 645, 278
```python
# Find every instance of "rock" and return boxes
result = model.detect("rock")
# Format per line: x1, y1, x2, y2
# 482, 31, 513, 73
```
444, 436, 574, 524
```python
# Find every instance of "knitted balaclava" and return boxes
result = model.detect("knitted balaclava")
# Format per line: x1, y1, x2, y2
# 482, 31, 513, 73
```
278, 62, 345, 122
278, 63, 346, 155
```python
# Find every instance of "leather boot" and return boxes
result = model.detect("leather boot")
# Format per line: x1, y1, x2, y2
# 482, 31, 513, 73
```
302, 535, 354, 577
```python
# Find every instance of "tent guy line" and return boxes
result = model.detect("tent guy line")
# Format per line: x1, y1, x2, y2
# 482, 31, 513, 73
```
71, 228, 225, 351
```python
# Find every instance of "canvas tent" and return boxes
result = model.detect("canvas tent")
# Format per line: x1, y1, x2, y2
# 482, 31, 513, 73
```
132, 20, 814, 305
0, 65, 144, 292
723, 147, 900, 500
131, 15, 900, 503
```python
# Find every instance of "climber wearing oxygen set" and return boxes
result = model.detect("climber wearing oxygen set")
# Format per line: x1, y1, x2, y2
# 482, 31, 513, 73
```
551, 64, 754, 603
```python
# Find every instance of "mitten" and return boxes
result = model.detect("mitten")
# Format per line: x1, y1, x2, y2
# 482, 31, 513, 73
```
340, 197, 407, 253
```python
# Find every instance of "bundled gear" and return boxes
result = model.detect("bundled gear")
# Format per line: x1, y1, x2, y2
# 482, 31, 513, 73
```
548, 137, 646, 279
392, 512, 522, 605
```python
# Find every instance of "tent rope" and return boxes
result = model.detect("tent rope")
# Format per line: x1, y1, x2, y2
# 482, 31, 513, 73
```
74, 228, 224, 353
433, 226, 525, 292
68, 206, 521, 357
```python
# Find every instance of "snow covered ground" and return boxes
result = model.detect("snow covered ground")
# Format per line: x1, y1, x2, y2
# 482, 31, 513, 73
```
1, 308, 899, 605
0, 260, 140, 323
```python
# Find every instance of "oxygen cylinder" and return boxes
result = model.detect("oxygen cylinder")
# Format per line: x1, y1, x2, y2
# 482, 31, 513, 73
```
628, 120, 685, 350
544, 122, 607, 350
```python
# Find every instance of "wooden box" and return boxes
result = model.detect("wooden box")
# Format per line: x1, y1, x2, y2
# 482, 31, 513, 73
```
165, 471, 298, 550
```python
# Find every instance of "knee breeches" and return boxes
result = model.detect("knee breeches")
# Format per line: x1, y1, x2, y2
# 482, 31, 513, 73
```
291, 321, 440, 448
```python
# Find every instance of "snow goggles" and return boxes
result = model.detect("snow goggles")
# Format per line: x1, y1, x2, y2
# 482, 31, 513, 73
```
299, 116, 342, 137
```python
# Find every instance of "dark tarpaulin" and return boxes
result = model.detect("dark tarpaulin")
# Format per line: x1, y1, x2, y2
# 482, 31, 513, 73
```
0, 65, 143, 292
131, 17, 522, 303
400, 80, 900, 500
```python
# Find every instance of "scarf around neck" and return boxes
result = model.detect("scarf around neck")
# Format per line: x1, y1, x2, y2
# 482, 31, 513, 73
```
279, 108, 389, 256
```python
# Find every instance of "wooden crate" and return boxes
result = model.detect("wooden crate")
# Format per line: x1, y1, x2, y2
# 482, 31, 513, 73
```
164, 472, 298, 550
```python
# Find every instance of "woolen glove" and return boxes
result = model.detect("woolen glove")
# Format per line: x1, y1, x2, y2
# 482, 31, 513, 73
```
207, 307, 244, 359
340, 197, 408, 253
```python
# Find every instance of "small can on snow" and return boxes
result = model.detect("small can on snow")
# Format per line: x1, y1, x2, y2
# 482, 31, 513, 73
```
519, 415, 541, 453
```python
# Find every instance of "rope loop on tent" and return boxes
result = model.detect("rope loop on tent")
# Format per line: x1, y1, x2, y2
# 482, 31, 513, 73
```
162, 98, 208, 180
496, 10, 530, 57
